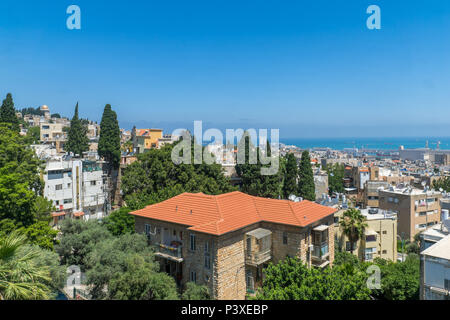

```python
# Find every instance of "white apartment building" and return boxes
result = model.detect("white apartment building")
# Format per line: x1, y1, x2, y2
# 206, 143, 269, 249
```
44, 157, 108, 225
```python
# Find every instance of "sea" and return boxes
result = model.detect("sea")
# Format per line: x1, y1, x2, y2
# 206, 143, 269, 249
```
280, 137, 450, 151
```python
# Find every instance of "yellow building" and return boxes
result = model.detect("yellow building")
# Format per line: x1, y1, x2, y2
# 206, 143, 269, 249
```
132, 128, 163, 153
334, 208, 398, 262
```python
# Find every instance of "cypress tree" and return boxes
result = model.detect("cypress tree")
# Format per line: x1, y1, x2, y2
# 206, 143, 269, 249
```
0, 93, 20, 132
65, 103, 89, 156
298, 150, 316, 201
283, 153, 298, 198
98, 104, 121, 170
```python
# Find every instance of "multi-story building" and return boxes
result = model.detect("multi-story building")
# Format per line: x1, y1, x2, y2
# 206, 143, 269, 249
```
334, 208, 398, 262
40, 122, 67, 153
420, 234, 450, 299
130, 191, 336, 300
379, 187, 442, 241
132, 128, 163, 153
314, 171, 329, 201
363, 180, 390, 208
44, 157, 108, 226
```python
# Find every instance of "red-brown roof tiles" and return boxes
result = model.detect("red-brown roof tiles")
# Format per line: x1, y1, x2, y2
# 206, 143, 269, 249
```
130, 191, 336, 235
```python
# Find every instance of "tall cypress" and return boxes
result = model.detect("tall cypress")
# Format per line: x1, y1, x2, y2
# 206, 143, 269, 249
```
283, 153, 298, 198
0, 93, 20, 132
298, 150, 316, 201
65, 103, 89, 156
98, 104, 121, 170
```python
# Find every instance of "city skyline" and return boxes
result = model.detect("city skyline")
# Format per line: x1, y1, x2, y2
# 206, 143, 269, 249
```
1, 1, 450, 137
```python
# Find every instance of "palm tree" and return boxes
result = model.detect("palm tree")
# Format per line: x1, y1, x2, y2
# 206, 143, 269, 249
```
339, 208, 368, 255
0, 231, 52, 300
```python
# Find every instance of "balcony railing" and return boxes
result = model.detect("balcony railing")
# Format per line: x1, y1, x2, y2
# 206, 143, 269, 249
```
155, 243, 183, 261
246, 249, 271, 266
312, 243, 329, 260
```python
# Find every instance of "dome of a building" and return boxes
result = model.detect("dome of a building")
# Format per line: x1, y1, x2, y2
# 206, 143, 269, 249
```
40, 105, 49, 111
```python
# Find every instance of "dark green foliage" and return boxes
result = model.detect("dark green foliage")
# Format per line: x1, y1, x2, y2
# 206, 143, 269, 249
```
51, 113, 61, 118
371, 255, 420, 300
54, 219, 113, 270
0, 124, 43, 226
283, 153, 298, 198
0, 93, 20, 132
255, 257, 371, 300
121, 142, 235, 210
297, 151, 315, 201
20, 107, 45, 117
326, 163, 345, 194
24, 126, 40, 145
98, 104, 121, 169
21, 221, 59, 250
182, 282, 211, 300
103, 207, 135, 236
235, 133, 283, 198
432, 176, 450, 192
65, 103, 89, 156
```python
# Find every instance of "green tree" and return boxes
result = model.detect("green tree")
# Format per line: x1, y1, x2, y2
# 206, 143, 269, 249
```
327, 163, 345, 194
235, 133, 282, 198
98, 104, 121, 170
108, 254, 179, 300
55, 219, 113, 269
122, 141, 235, 210
372, 255, 420, 300
0, 93, 20, 132
182, 282, 211, 300
0, 125, 43, 226
0, 231, 52, 300
339, 208, 368, 255
22, 221, 59, 250
103, 207, 135, 236
282, 153, 298, 198
24, 126, 40, 145
432, 176, 450, 192
255, 257, 371, 300
297, 151, 315, 201
65, 103, 89, 156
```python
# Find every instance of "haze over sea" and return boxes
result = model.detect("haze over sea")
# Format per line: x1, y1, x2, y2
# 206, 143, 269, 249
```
281, 137, 450, 151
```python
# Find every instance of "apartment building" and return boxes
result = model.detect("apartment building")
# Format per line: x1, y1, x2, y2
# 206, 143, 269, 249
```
420, 234, 450, 300
44, 157, 108, 226
130, 191, 336, 300
363, 180, 390, 208
132, 128, 163, 153
40, 122, 67, 152
334, 208, 398, 262
379, 187, 442, 241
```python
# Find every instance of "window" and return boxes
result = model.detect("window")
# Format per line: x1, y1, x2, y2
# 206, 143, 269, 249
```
190, 270, 197, 283
382, 250, 387, 254
366, 235, 377, 242
382, 230, 387, 234
282, 232, 288, 245
190, 234, 196, 251
90, 181, 96, 186
204, 241, 211, 269
67, 183, 71, 188
144, 224, 151, 240
55, 184, 63, 190
345, 241, 355, 251
334, 216, 339, 225
365, 248, 376, 261
63, 199, 72, 204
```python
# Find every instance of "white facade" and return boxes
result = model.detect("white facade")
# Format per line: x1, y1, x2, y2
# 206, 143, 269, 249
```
44, 158, 107, 223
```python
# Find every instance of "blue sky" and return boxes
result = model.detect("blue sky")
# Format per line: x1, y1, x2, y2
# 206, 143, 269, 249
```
1, 0, 450, 138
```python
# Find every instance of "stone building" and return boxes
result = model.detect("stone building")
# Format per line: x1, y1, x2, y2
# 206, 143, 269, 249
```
130, 191, 336, 300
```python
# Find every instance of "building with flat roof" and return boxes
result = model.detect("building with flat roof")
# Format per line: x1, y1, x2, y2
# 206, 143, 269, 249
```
379, 186, 442, 241
130, 191, 336, 299
334, 208, 398, 262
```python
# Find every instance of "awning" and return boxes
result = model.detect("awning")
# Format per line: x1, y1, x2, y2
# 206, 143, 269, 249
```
51, 212, 66, 217
73, 211, 85, 217
313, 225, 329, 232
365, 229, 378, 236
246, 228, 272, 239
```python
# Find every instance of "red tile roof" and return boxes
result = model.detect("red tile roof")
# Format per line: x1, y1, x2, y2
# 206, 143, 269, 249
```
130, 191, 336, 235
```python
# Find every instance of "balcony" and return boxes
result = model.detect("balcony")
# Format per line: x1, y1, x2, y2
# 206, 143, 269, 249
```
245, 228, 272, 266
246, 249, 271, 266
312, 243, 329, 260
154, 242, 183, 263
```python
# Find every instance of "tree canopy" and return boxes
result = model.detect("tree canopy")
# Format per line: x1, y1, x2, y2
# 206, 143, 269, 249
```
326, 163, 345, 195
297, 150, 315, 201
121, 141, 235, 210
282, 153, 298, 199
0, 93, 20, 132
65, 103, 89, 156
98, 104, 121, 169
